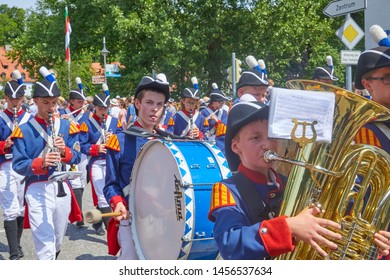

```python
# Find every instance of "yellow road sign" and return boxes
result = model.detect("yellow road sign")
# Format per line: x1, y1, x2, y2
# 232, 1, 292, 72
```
336, 17, 364, 50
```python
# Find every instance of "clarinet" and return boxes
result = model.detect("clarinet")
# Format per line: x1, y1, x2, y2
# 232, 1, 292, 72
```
101, 113, 106, 144
189, 109, 194, 138
5, 107, 19, 160
47, 112, 67, 197
13, 107, 19, 128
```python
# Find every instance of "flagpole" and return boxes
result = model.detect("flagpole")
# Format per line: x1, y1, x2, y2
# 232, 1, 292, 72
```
68, 62, 71, 92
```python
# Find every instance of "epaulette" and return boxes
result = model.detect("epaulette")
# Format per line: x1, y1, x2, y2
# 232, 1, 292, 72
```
215, 123, 226, 137
354, 127, 382, 148
10, 126, 23, 139
204, 118, 209, 126
167, 117, 175, 126
117, 119, 122, 128
209, 182, 236, 213
79, 122, 88, 133
105, 134, 120, 152
69, 122, 80, 135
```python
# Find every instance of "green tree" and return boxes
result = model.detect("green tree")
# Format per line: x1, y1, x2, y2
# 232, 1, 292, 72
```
0, 5, 26, 45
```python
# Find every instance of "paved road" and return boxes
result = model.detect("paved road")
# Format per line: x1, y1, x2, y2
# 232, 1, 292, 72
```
0, 183, 116, 260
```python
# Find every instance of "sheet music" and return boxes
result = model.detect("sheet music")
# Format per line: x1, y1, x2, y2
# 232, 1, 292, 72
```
268, 87, 335, 143
49, 171, 83, 182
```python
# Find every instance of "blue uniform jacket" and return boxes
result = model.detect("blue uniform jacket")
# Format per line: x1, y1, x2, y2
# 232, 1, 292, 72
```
167, 109, 208, 139
0, 109, 32, 165
78, 114, 122, 169
200, 106, 228, 155
208, 164, 294, 260
11, 116, 81, 187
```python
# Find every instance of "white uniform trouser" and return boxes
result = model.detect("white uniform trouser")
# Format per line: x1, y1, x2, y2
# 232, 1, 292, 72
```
0, 161, 25, 220
25, 180, 71, 260
117, 219, 138, 260
66, 154, 88, 190
91, 159, 109, 208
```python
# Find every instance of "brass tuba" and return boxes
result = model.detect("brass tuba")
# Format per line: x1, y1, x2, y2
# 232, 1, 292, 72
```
267, 80, 390, 260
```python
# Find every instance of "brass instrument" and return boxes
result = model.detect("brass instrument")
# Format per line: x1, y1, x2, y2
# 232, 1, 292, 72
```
266, 80, 390, 260
47, 112, 67, 197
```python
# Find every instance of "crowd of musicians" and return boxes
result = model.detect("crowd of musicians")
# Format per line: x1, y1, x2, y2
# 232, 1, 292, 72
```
0, 24, 390, 260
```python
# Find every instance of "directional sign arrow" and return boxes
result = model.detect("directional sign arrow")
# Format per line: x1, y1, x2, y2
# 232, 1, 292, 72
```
323, 0, 367, 18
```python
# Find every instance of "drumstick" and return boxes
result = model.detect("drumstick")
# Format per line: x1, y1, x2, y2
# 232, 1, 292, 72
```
84, 209, 122, 224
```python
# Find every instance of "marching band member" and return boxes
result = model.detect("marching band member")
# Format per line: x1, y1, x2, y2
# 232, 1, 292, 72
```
104, 74, 170, 259
79, 93, 122, 235
354, 24, 390, 259
209, 100, 390, 260
58, 80, 90, 227
312, 55, 339, 85
11, 68, 82, 260
167, 77, 208, 139
0, 70, 32, 259
200, 83, 230, 155
234, 69, 269, 104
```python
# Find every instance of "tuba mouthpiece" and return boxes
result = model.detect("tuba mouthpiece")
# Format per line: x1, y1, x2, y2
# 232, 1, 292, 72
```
264, 150, 277, 163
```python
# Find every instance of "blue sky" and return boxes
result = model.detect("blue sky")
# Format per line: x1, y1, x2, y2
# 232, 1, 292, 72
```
0, 0, 37, 9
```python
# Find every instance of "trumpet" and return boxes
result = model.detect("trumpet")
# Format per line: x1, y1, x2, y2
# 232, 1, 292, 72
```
47, 112, 67, 197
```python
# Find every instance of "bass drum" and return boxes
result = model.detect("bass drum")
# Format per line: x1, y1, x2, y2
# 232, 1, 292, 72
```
130, 139, 231, 260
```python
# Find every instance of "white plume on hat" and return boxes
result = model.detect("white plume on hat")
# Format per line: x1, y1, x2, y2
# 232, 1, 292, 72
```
370, 24, 390, 47
11, 70, 23, 85
156, 73, 168, 83
326, 56, 334, 68
191, 76, 199, 90
39, 66, 56, 82
102, 83, 110, 96
245, 55, 262, 73
212, 82, 218, 89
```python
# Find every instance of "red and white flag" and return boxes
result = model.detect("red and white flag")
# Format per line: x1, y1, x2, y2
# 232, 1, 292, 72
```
65, 6, 72, 63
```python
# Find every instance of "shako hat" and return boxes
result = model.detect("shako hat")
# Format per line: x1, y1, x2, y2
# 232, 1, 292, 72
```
135, 73, 170, 103
5, 70, 25, 98
312, 56, 338, 81
181, 76, 201, 99
209, 83, 231, 102
93, 92, 110, 108
225, 101, 269, 172
355, 25, 390, 90
237, 69, 269, 91
33, 66, 61, 98
69, 89, 86, 100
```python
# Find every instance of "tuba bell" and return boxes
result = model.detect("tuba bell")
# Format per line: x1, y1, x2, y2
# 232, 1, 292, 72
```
267, 80, 390, 260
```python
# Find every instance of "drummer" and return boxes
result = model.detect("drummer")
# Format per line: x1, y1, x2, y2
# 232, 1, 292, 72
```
104, 74, 170, 260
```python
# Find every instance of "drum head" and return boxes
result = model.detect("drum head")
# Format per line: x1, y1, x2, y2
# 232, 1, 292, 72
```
130, 140, 186, 259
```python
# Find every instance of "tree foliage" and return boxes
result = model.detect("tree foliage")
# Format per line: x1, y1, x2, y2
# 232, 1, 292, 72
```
4, 0, 359, 98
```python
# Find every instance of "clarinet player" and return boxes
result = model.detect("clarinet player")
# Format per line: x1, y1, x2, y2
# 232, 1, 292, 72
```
11, 68, 82, 260
79, 92, 122, 235
0, 70, 32, 259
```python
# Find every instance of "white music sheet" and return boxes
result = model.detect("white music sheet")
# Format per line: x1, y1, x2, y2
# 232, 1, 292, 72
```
268, 87, 335, 143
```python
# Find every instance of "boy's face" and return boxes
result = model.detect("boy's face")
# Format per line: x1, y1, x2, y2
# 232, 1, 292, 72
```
238, 86, 268, 103
134, 90, 165, 129
70, 98, 84, 109
5, 96, 24, 110
362, 66, 390, 109
182, 97, 197, 111
94, 105, 109, 119
231, 119, 278, 175
34, 97, 58, 120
